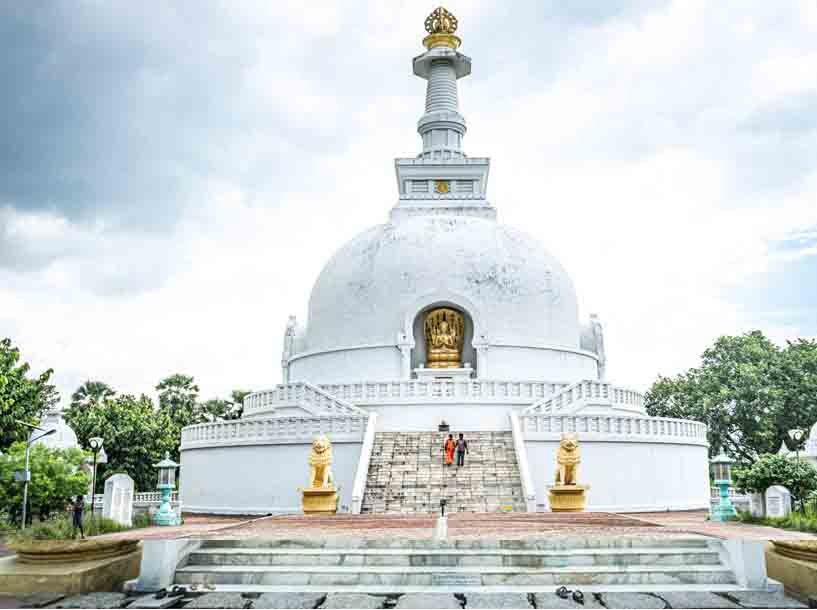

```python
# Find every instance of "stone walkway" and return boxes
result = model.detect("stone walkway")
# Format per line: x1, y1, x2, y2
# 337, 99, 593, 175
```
0, 589, 807, 609
137, 511, 813, 542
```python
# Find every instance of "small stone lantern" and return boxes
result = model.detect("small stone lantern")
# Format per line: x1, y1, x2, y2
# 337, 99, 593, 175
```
153, 452, 180, 526
710, 452, 737, 522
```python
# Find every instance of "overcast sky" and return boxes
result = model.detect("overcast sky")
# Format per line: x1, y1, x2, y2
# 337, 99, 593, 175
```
2, 0, 816, 405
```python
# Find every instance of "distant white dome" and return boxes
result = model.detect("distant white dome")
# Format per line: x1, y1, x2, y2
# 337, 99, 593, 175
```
305, 215, 580, 352
32, 409, 79, 451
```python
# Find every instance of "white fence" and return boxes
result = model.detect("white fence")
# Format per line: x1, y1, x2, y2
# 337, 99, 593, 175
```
521, 413, 707, 444
181, 414, 369, 450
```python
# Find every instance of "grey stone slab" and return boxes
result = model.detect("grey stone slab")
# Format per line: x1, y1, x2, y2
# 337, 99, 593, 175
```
126, 594, 182, 609
57, 593, 129, 609
394, 594, 461, 609
182, 593, 249, 609
254, 593, 325, 609
319, 593, 384, 609
655, 592, 739, 608
598, 593, 666, 609
531, 593, 603, 609
17, 592, 65, 608
720, 592, 807, 608
464, 593, 530, 608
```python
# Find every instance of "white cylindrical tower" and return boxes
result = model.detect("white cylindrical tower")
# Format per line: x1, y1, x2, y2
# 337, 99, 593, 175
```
413, 7, 471, 160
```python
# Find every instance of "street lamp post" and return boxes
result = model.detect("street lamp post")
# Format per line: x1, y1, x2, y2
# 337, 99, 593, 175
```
15, 420, 56, 528
710, 452, 737, 522
88, 437, 106, 521
788, 428, 806, 512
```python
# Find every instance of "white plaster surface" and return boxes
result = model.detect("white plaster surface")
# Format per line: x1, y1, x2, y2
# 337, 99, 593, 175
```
180, 441, 362, 514
524, 439, 710, 512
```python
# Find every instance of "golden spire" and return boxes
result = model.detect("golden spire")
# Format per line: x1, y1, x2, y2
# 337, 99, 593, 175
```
423, 6, 461, 50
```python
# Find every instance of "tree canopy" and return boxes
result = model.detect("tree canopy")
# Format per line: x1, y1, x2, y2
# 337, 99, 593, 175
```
64, 393, 177, 493
733, 453, 817, 507
0, 442, 89, 525
645, 331, 817, 463
0, 337, 59, 451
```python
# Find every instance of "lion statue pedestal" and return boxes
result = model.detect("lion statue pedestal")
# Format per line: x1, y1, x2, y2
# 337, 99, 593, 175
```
301, 435, 338, 515
547, 433, 590, 512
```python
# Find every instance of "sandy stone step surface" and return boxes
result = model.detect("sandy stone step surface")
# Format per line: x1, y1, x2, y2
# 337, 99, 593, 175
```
361, 431, 525, 514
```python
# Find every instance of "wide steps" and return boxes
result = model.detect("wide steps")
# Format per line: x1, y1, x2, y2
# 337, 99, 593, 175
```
176, 538, 736, 591
175, 564, 736, 587
188, 547, 722, 568
362, 431, 525, 514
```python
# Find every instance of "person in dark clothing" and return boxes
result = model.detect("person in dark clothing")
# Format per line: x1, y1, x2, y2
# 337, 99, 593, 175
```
72, 495, 85, 539
455, 433, 468, 467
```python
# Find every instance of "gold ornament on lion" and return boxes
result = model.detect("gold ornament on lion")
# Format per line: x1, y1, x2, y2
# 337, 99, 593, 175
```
425, 308, 464, 369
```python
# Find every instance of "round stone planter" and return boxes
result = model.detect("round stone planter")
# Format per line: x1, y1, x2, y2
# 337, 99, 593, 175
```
9, 538, 140, 564
771, 540, 817, 563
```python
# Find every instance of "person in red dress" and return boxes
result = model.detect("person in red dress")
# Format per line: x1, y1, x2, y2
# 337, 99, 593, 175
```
443, 434, 456, 466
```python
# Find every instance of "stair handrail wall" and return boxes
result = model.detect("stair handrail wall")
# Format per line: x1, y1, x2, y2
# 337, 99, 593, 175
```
243, 382, 367, 417
350, 412, 379, 514
522, 379, 644, 415
508, 411, 537, 512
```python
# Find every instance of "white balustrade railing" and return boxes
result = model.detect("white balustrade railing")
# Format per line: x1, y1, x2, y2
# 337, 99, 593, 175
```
243, 382, 366, 417
521, 413, 707, 444
87, 491, 177, 507
181, 414, 369, 449
523, 380, 644, 415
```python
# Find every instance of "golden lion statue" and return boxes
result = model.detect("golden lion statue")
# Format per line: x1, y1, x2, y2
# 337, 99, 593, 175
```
554, 433, 581, 486
308, 434, 334, 489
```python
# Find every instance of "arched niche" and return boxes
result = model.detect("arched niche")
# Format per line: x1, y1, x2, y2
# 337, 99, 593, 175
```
411, 302, 476, 374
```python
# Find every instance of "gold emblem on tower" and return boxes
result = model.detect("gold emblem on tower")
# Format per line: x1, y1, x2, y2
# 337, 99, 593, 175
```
435, 180, 450, 194
423, 7, 462, 50
425, 308, 465, 368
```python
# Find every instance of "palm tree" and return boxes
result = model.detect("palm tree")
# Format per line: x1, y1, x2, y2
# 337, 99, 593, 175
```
70, 380, 115, 411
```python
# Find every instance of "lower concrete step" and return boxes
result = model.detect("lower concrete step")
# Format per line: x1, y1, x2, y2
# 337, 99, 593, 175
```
174, 563, 737, 587
186, 547, 723, 568
175, 537, 737, 591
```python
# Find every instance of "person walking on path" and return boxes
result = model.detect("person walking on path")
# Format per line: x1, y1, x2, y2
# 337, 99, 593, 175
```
72, 495, 85, 539
455, 433, 468, 467
443, 434, 456, 466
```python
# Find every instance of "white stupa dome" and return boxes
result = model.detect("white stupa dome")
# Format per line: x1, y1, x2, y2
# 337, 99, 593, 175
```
31, 408, 79, 451
306, 215, 579, 352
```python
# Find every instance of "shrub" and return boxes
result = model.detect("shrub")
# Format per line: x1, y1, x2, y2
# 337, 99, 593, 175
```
10, 514, 131, 542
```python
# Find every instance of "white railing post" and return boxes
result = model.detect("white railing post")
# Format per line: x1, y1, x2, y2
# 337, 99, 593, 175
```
509, 411, 537, 513
350, 414, 378, 514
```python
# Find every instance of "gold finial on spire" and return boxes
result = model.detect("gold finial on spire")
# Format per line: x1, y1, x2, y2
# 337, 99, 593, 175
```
423, 7, 461, 50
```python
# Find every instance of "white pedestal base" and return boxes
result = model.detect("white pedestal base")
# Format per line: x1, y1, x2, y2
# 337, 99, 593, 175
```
434, 516, 448, 541
414, 367, 473, 380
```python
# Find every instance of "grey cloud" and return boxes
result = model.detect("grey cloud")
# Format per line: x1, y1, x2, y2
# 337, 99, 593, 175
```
0, 2, 356, 232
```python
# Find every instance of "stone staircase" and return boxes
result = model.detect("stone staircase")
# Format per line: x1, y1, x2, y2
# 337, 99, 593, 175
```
174, 537, 744, 592
360, 431, 526, 514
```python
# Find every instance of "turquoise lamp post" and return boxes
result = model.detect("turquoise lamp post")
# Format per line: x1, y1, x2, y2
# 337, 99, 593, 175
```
710, 452, 737, 521
153, 452, 180, 526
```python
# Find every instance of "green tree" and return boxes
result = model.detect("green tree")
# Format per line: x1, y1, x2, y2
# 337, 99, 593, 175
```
645, 331, 817, 463
156, 374, 200, 431
0, 442, 89, 525
70, 380, 115, 412
733, 453, 817, 511
197, 389, 252, 422
0, 337, 59, 451
64, 394, 175, 492
227, 389, 251, 420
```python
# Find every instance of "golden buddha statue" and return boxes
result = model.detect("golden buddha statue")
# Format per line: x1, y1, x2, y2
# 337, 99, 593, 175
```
425, 308, 464, 368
